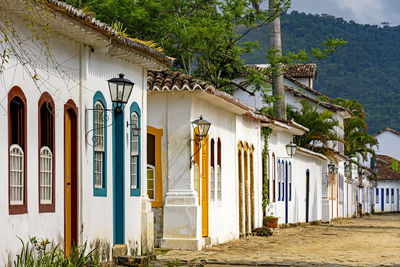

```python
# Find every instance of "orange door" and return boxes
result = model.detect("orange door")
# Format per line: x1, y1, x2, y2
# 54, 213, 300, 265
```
201, 136, 209, 237
64, 110, 72, 256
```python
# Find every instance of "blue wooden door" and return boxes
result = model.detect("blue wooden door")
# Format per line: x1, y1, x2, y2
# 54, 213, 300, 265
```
306, 170, 310, 223
285, 161, 288, 224
113, 110, 125, 244
381, 188, 384, 211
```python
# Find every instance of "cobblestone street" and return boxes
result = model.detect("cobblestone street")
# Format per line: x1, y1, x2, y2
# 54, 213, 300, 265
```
155, 213, 400, 266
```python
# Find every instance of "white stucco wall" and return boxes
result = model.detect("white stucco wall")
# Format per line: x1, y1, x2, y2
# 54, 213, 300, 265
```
147, 91, 264, 249
374, 180, 400, 212
374, 131, 400, 160
0, 20, 151, 263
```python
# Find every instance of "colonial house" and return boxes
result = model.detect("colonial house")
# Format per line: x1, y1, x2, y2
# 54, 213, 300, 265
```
233, 64, 356, 221
146, 69, 328, 250
373, 155, 400, 212
0, 0, 172, 263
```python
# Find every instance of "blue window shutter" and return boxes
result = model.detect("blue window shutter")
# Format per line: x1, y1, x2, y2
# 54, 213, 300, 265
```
130, 102, 141, 196
93, 91, 107, 197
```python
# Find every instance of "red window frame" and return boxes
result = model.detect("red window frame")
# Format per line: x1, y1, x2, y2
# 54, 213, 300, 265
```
8, 86, 27, 215
38, 92, 55, 213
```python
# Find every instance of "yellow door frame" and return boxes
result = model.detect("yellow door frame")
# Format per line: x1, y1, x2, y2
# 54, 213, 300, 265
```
147, 126, 163, 207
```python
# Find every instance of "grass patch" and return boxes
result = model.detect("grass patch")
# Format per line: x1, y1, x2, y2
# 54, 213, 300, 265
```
155, 248, 171, 254
165, 259, 183, 267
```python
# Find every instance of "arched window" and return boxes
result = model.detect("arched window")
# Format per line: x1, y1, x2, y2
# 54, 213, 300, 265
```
93, 91, 107, 197
210, 138, 215, 201
8, 86, 27, 214
217, 138, 222, 201
130, 102, 141, 196
277, 159, 281, 201
272, 153, 276, 202
38, 92, 55, 211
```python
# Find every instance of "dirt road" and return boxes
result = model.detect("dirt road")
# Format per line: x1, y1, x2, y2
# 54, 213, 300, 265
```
155, 213, 400, 266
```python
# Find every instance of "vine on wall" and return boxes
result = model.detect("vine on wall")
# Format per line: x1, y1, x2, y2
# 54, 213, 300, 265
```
262, 127, 272, 216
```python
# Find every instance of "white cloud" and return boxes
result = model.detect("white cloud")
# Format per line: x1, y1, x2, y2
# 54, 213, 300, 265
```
335, 0, 385, 24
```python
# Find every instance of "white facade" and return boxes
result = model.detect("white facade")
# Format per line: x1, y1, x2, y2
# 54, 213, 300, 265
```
0, 1, 169, 263
147, 89, 265, 250
374, 181, 400, 212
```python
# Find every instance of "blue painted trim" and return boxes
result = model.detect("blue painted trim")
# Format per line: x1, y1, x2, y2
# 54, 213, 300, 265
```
376, 188, 379, 203
381, 188, 384, 210
113, 104, 125, 244
285, 161, 288, 224
277, 159, 281, 201
93, 91, 107, 197
391, 188, 394, 203
130, 102, 141, 197
306, 169, 310, 223
386, 188, 389, 203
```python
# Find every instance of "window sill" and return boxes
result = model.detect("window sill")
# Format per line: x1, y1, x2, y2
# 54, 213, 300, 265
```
39, 204, 55, 213
9, 204, 27, 215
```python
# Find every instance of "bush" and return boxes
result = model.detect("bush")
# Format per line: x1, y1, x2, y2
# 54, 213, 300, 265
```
254, 226, 273, 237
14, 237, 99, 267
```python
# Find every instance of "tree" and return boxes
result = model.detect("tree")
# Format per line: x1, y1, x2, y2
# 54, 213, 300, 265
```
268, 0, 285, 119
332, 98, 377, 163
287, 100, 341, 154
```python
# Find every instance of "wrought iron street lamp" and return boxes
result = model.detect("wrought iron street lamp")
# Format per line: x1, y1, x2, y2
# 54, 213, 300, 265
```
190, 115, 211, 167
107, 73, 134, 112
285, 141, 297, 158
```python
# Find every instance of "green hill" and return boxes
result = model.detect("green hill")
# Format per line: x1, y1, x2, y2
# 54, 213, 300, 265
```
242, 11, 400, 134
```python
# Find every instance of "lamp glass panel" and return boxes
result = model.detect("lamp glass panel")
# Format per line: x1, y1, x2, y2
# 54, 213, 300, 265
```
117, 82, 125, 102
122, 84, 133, 103
108, 82, 117, 102
198, 123, 211, 137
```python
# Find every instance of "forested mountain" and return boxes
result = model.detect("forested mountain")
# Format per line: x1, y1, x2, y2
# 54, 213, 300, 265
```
242, 11, 400, 134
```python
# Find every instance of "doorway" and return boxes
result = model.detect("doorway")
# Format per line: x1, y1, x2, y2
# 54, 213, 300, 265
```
64, 100, 78, 256
285, 161, 288, 224
113, 109, 125, 244
381, 188, 384, 211
201, 135, 209, 237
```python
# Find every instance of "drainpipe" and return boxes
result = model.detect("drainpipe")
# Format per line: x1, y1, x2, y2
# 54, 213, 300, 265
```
78, 44, 84, 244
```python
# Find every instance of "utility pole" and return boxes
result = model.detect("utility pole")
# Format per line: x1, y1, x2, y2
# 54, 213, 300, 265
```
269, 0, 286, 120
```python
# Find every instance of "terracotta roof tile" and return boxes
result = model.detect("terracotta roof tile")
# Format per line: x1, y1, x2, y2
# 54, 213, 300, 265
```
376, 155, 400, 180
374, 127, 400, 137
285, 64, 318, 79
45, 0, 173, 65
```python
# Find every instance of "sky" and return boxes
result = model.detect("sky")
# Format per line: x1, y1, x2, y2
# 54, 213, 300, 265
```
288, 0, 400, 26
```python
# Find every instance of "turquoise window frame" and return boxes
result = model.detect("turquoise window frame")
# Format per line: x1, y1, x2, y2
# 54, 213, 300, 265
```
93, 91, 107, 197
130, 102, 141, 196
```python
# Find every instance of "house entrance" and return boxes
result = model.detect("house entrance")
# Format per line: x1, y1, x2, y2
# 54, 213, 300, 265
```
64, 100, 78, 256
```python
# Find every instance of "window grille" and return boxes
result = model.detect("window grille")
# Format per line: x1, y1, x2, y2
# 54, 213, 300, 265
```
147, 165, 155, 200
131, 112, 139, 189
40, 146, 52, 204
94, 101, 105, 188
10, 145, 24, 205
376, 188, 379, 203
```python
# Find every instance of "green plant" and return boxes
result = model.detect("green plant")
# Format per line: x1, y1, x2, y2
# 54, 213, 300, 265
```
261, 127, 272, 215
254, 226, 273, 237
165, 259, 183, 267
13, 237, 99, 267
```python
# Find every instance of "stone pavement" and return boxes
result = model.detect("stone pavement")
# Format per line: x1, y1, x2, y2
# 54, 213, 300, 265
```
151, 213, 400, 266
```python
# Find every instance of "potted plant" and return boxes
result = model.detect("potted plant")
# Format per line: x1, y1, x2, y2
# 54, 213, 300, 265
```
263, 215, 279, 228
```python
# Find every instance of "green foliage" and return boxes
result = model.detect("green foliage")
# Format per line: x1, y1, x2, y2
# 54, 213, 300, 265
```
14, 237, 99, 267
242, 11, 400, 134
331, 98, 377, 161
389, 158, 400, 172
288, 99, 341, 151
261, 127, 272, 213
165, 259, 183, 267
254, 226, 273, 236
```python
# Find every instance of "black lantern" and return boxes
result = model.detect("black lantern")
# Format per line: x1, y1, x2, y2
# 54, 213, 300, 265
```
328, 163, 338, 175
285, 141, 297, 158
191, 115, 211, 141
190, 115, 211, 167
107, 73, 134, 111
